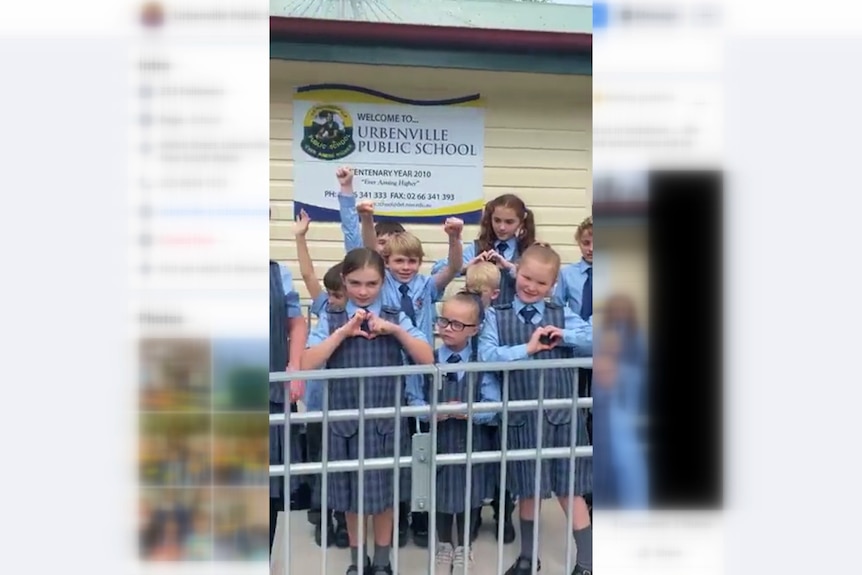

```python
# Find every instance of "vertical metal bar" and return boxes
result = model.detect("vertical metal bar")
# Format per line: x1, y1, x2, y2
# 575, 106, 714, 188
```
392, 375, 402, 571
358, 376, 365, 571
284, 394, 292, 575
565, 368, 578, 575
464, 370, 475, 574
496, 369, 510, 575
321, 379, 330, 575
531, 368, 545, 575
428, 365, 440, 575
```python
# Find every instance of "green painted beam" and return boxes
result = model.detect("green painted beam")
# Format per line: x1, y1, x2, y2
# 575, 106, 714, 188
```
270, 0, 592, 35
270, 41, 591, 75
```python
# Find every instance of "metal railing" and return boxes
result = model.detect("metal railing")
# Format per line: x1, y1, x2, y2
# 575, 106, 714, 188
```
269, 357, 593, 575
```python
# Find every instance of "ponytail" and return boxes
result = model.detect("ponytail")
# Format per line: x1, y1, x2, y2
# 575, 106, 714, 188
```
456, 288, 485, 324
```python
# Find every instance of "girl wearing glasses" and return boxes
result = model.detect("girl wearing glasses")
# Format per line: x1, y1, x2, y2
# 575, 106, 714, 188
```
406, 291, 501, 575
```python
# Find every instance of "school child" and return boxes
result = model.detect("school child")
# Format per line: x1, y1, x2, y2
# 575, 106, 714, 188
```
464, 261, 501, 309
431, 194, 537, 306
358, 209, 465, 547
293, 209, 351, 547
593, 303, 648, 511
553, 215, 594, 441
336, 166, 406, 254
269, 206, 308, 550
462, 262, 517, 543
301, 248, 434, 575
404, 291, 499, 574
478, 242, 593, 575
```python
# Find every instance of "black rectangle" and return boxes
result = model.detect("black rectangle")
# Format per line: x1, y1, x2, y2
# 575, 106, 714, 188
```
647, 171, 723, 508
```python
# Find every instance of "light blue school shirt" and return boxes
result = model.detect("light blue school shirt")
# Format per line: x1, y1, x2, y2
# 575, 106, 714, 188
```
277, 264, 303, 319
381, 271, 441, 345
597, 360, 648, 508
303, 292, 331, 411
338, 192, 363, 252
553, 260, 592, 317
478, 296, 593, 363
404, 343, 500, 424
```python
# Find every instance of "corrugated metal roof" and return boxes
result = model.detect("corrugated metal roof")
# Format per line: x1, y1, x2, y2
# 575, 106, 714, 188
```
270, 0, 592, 34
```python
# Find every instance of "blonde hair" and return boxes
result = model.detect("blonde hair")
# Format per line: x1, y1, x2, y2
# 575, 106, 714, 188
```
576, 215, 593, 242
521, 241, 562, 276
465, 261, 501, 292
383, 231, 425, 260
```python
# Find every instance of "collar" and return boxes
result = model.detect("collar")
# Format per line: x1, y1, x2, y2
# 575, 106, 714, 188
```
438, 344, 472, 363
513, 297, 546, 318
346, 299, 382, 316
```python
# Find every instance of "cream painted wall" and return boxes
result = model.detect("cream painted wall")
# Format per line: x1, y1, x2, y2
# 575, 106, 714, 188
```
270, 59, 592, 310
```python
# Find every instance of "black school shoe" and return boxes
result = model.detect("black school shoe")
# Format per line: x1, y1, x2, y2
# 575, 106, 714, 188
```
470, 513, 482, 541
371, 565, 393, 575
314, 521, 333, 547
410, 512, 429, 548
334, 513, 350, 548
496, 517, 516, 544
291, 483, 312, 511
307, 508, 321, 526
345, 557, 372, 574
573, 565, 592, 575
504, 556, 541, 574
397, 516, 409, 547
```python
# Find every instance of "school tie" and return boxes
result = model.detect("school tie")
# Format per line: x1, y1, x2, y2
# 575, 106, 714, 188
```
519, 305, 538, 325
495, 241, 508, 259
581, 267, 593, 320
399, 283, 417, 326
446, 353, 461, 383
359, 307, 371, 333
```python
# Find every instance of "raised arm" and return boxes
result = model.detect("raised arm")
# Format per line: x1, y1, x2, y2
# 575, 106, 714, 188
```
335, 166, 363, 251
432, 217, 465, 292
293, 209, 323, 302
357, 201, 377, 250
430, 240, 479, 276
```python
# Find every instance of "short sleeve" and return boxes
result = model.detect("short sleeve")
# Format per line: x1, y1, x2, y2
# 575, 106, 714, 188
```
279, 264, 302, 319
306, 312, 331, 347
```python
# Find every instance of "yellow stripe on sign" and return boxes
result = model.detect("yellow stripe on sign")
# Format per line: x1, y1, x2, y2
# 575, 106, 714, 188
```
376, 199, 485, 218
294, 89, 484, 108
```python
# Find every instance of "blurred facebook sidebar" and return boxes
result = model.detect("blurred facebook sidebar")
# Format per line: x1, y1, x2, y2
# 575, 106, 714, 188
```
129, 1, 269, 573
592, 1, 724, 574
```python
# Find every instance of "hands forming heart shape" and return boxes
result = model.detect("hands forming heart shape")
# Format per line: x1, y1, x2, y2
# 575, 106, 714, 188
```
530, 325, 563, 354
342, 309, 397, 339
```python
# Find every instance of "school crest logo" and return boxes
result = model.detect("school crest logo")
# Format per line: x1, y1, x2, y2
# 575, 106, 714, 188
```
415, 297, 424, 311
301, 104, 356, 161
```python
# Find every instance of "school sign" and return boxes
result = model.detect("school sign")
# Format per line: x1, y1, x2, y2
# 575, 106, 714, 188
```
292, 84, 486, 224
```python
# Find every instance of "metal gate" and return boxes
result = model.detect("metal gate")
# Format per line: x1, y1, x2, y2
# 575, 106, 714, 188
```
270, 357, 593, 575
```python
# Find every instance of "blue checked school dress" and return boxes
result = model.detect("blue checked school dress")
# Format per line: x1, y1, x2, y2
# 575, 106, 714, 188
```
493, 301, 592, 500
322, 306, 412, 515
425, 348, 495, 514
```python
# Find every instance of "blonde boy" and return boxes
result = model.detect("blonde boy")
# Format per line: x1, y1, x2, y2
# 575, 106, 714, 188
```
465, 261, 502, 309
